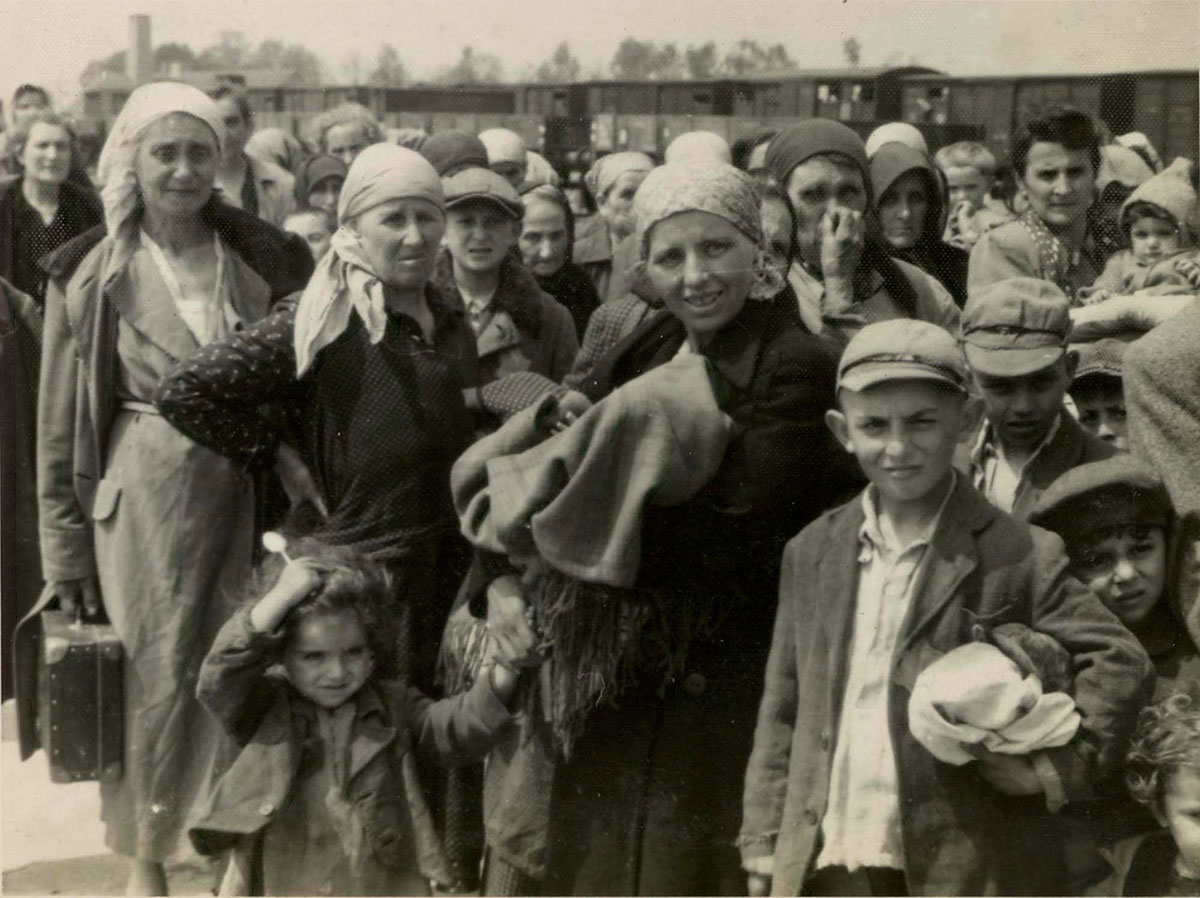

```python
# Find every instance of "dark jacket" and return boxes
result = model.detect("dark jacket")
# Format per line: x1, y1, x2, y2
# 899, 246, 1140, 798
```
572, 215, 638, 304
870, 143, 970, 307
482, 301, 862, 890
0, 174, 103, 302
740, 476, 1154, 895
433, 251, 578, 388
959, 410, 1119, 521
189, 608, 513, 892
535, 260, 600, 341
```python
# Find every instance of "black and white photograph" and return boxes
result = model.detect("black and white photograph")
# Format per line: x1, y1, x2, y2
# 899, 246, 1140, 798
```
0, 0, 1198, 894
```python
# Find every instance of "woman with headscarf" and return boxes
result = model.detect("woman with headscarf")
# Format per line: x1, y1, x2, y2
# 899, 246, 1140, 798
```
32, 82, 312, 895
517, 184, 598, 339
969, 105, 1106, 304
468, 161, 861, 895
574, 151, 654, 302
870, 141, 969, 306
292, 152, 347, 222
156, 143, 478, 700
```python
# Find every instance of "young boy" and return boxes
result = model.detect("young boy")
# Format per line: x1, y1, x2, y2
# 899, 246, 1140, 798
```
188, 540, 525, 895
1031, 456, 1200, 698
740, 319, 1152, 896
283, 206, 335, 264
960, 277, 1116, 520
1070, 338, 1130, 450
1087, 158, 1199, 299
933, 141, 1012, 249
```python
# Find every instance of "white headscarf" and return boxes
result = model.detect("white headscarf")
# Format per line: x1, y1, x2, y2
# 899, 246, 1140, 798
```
292, 143, 445, 376
479, 128, 526, 165
664, 131, 731, 165
96, 81, 225, 244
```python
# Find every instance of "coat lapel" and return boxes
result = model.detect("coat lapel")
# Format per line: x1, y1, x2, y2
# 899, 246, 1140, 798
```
896, 478, 992, 660
108, 252, 199, 362
476, 308, 524, 359
1015, 411, 1079, 514
813, 502, 867, 726
348, 689, 398, 782
225, 247, 272, 324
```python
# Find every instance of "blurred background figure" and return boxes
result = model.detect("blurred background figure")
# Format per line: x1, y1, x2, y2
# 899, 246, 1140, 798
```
292, 153, 347, 223
864, 120, 929, 159
664, 130, 731, 165
518, 183, 598, 339
479, 127, 528, 188
575, 150, 654, 301
282, 206, 335, 264
419, 129, 489, 177
308, 101, 384, 166
208, 85, 295, 226
244, 126, 306, 175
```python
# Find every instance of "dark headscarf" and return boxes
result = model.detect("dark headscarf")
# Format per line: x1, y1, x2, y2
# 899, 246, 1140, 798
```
870, 142, 968, 305
767, 120, 922, 316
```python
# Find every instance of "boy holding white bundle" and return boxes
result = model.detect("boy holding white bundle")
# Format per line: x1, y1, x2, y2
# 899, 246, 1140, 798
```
740, 319, 1152, 895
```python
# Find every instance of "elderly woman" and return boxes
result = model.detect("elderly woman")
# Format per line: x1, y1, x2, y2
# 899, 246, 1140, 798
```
870, 141, 969, 306
766, 120, 960, 341
34, 82, 311, 895
473, 162, 861, 894
574, 151, 654, 302
969, 105, 1105, 303
156, 144, 477, 699
517, 184, 599, 339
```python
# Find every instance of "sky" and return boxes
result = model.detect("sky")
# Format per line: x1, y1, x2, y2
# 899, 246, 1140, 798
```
1, 0, 1196, 110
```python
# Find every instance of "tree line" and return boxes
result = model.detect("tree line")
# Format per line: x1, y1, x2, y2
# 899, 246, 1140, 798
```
81, 34, 869, 89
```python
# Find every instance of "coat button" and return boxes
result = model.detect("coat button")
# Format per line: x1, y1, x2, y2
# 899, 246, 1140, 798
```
683, 672, 707, 696
804, 808, 819, 826
258, 801, 274, 816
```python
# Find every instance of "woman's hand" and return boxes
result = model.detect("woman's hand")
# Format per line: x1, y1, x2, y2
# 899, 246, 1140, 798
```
50, 576, 101, 618
249, 557, 325, 633
274, 443, 328, 519
487, 575, 540, 668
819, 207, 864, 284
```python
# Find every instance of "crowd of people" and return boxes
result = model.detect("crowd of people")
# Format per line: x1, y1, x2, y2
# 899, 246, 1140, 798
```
3, 77, 1200, 897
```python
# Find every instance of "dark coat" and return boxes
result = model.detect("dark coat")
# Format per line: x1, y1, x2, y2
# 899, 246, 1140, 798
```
740, 476, 1154, 896
535, 260, 599, 341
433, 251, 578, 388
0, 174, 103, 301
958, 411, 1119, 522
484, 301, 862, 893
189, 608, 513, 893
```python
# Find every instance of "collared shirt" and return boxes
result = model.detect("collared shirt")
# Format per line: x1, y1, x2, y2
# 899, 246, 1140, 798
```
970, 413, 1062, 513
463, 289, 498, 336
816, 475, 956, 873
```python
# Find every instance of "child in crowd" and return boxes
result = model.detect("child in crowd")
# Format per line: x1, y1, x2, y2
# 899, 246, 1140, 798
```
283, 206, 336, 265
1031, 456, 1200, 698
933, 141, 1013, 249
1086, 158, 1200, 300
960, 277, 1116, 519
740, 319, 1152, 896
1102, 692, 1200, 895
1070, 338, 1131, 450
188, 539, 524, 896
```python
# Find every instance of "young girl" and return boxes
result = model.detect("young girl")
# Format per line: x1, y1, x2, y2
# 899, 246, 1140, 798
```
188, 539, 525, 896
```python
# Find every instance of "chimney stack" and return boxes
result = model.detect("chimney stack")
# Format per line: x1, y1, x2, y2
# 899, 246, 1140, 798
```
127, 15, 153, 85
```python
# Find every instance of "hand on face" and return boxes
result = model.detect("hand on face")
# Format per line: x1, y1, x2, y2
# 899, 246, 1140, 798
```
820, 205, 865, 281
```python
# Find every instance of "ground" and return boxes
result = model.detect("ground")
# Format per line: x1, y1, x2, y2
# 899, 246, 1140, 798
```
1, 699, 212, 896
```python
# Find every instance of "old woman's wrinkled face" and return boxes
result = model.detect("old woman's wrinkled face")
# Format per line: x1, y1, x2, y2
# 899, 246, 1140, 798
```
347, 197, 446, 291
135, 113, 219, 220
645, 210, 756, 347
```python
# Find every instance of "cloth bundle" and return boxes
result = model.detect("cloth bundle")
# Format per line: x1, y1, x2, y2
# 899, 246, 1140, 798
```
908, 625, 1080, 766
451, 352, 732, 754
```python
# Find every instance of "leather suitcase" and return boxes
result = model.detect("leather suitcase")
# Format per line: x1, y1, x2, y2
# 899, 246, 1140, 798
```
36, 609, 124, 783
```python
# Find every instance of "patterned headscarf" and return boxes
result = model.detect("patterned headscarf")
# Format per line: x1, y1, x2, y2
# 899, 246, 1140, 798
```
583, 151, 654, 202
96, 81, 226, 246
631, 160, 783, 299
292, 143, 445, 375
